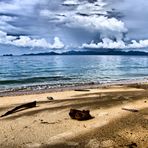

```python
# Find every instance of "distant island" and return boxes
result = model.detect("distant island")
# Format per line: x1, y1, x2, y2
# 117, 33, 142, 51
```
3, 54, 13, 56
22, 50, 148, 56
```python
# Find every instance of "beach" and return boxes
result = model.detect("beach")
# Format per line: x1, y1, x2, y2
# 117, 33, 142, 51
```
0, 83, 147, 148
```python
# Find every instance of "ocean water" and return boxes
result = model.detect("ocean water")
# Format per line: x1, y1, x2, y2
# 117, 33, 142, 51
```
0, 55, 148, 90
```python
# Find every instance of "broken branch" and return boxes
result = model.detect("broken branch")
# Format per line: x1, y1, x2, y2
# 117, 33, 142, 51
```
1, 101, 36, 117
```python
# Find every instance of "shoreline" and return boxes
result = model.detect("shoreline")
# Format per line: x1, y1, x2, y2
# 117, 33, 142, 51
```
0, 78, 148, 97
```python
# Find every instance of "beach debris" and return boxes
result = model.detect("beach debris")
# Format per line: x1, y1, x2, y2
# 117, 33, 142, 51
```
121, 108, 139, 112
0, 101, 36, 117
69, 109, 93, 120
47, 96, 54, 101
74, 89, 90, 92
40, 121, 50, 124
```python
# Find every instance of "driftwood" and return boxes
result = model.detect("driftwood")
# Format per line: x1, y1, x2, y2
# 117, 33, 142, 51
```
122, 108, 139, 112
1, 101, 36, 117
69, 109, 93, 120
74, 89, 90, 92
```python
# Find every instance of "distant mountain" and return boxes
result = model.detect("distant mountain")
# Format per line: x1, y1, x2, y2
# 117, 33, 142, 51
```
22, 50, 148, 56
22, 52, 59, 56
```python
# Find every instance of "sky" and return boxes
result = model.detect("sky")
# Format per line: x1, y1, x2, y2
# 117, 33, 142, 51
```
0, 0, 148, 55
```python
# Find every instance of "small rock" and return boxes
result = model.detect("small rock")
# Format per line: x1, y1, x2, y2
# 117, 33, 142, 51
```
47, 96, 54, 100
69, 109, 93, 120
83, 125, 86, 128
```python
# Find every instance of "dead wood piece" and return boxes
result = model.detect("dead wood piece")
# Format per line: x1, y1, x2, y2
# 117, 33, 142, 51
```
122, 108, 139, 112
69, 109, 93, 121
74, 89, 90, 92
1, 101, 36, 117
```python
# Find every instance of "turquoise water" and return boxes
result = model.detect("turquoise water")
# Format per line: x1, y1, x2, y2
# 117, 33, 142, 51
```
0, 55, 148, 89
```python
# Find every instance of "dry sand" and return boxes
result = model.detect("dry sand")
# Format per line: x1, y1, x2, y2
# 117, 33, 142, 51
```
0, 83, 148, 148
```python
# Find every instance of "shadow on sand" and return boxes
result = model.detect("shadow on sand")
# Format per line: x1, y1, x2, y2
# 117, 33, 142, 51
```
1, 89, 148, 120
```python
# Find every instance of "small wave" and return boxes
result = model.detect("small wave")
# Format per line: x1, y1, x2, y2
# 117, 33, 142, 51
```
0, 76, 72, 85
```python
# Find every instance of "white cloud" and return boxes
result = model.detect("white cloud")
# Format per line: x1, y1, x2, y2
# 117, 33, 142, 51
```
51, 37, 65, 49
82, 38, 148, 49
0, 30, 17, 43
0, 30, 64, 49
63, 0, 79, 6
82, 38, 126, 49
128, 40, 148, 49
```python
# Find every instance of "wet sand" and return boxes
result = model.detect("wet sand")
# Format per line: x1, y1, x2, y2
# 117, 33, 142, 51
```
0, 83, 148, 148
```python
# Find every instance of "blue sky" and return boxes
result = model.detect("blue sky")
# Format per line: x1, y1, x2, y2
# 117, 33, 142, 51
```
0, 0, 148, 55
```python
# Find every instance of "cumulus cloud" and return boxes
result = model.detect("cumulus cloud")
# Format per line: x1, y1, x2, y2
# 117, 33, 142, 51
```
0, 30, 17, 43
0, 30, 64, 49
66, 15, 127, 39
41, 0, 127, 40
82, 38, 148, 49
12, 36, 64, 49
128, 40, 148, 49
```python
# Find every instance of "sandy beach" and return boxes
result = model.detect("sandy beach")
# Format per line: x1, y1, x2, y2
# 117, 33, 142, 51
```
0, 83, 148, 148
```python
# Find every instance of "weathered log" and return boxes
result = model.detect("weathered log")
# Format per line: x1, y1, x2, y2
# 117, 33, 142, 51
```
122, 108, 139, 112
69, 109, 93, 120
1, 101, 36, 117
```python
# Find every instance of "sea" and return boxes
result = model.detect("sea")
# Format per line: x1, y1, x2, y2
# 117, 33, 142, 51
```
0, 55, 148, 90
